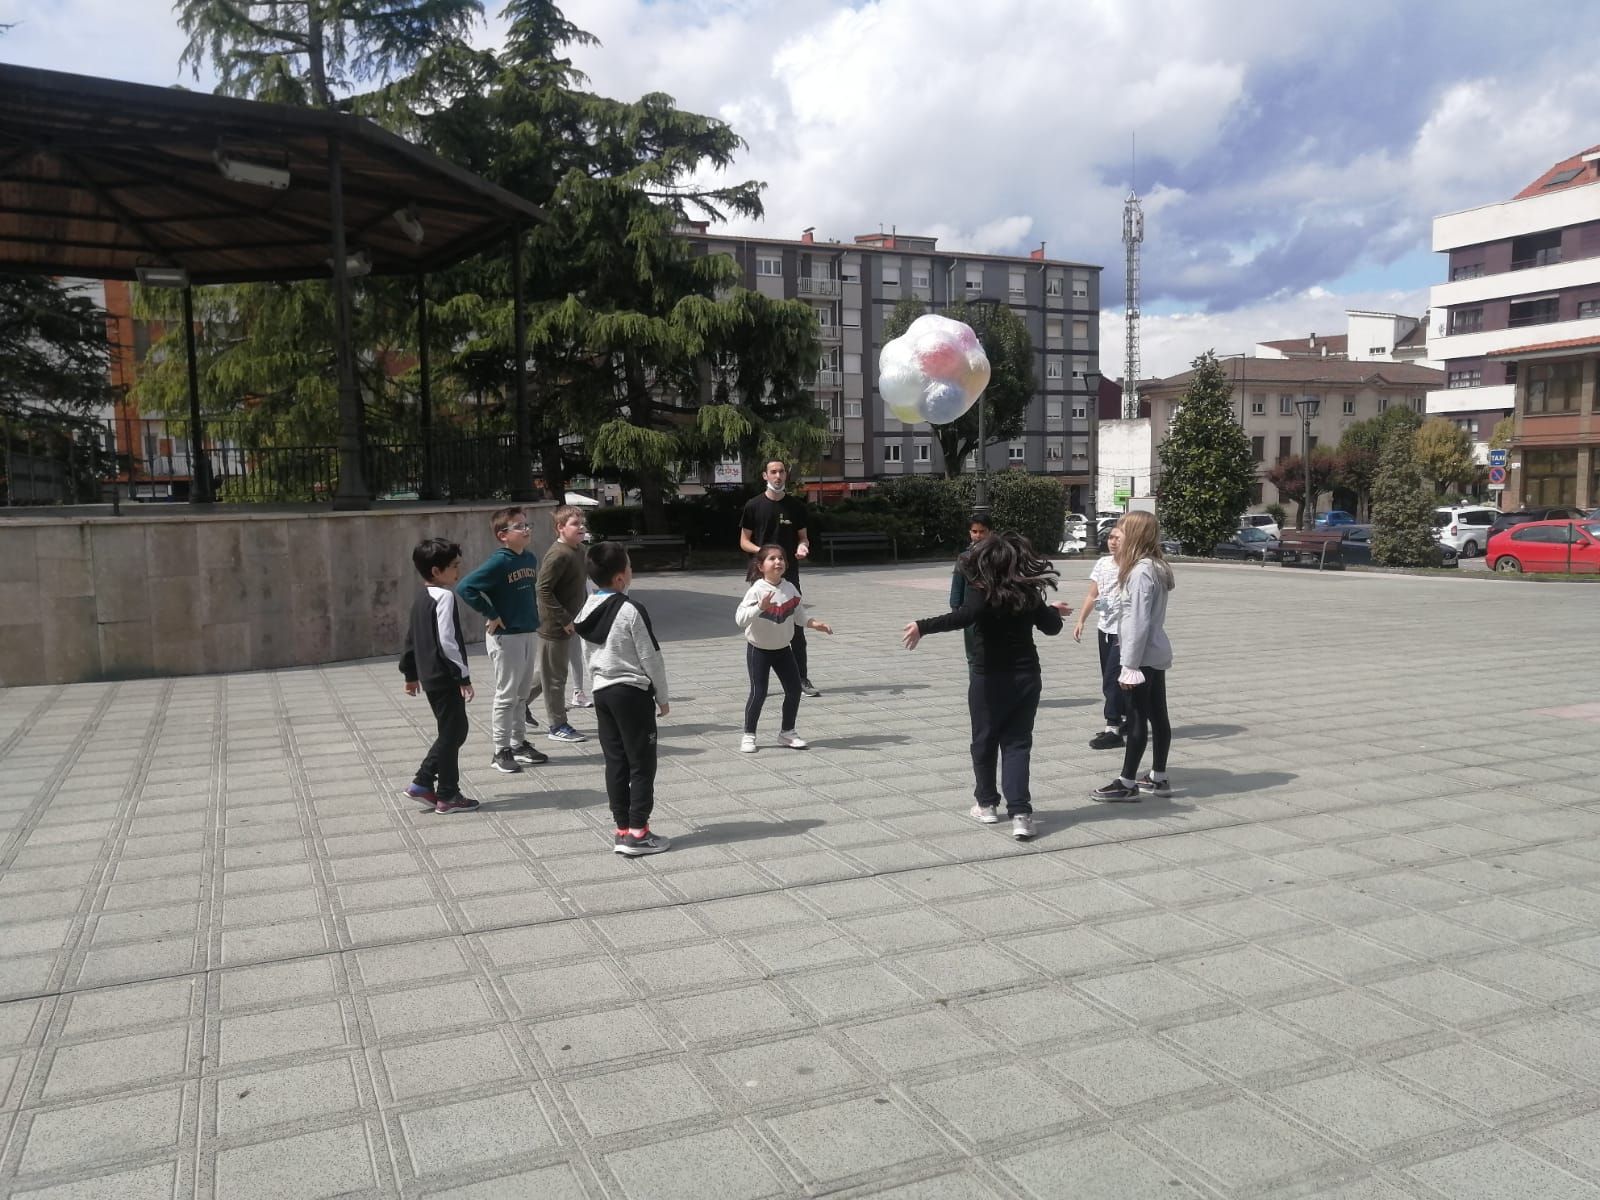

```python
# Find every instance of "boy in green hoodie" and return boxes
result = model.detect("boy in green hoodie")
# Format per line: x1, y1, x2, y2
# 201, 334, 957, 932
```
457, 506, 549, 774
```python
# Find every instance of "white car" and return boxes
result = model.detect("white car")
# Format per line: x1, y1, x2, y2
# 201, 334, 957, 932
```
1060, 515, 1088, 555
1433, 505, 1497, 558
1240, 512, 1281, 538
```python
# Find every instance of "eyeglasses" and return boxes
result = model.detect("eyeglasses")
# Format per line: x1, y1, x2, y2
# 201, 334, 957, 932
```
505, 523, 531, 532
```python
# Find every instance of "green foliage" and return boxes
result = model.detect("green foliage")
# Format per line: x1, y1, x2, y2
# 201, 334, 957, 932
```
1371, 425, 1439, 566
1156, 351, 1255, 552
1413, 418, 1477, 493
0, 275, 112, 417
1265, 502, 1288, 527
870, 476, 970, 552
1490, 416, 1516, 450
948, 472, 1068, 557
880, 297, 1034, 475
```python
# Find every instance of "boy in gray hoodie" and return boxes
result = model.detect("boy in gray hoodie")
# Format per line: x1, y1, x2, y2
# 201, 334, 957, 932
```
574, 542, 671, 856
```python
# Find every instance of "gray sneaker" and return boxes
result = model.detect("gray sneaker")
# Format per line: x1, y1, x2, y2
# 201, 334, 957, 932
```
1011, 814, 1036, 841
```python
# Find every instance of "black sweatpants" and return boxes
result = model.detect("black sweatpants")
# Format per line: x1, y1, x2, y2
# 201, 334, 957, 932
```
1121, 667, 1171, 782
1097, 630, 1129, 729
968, 667, 1042, 816
745, 643, 802, 734
594, 684, 658, 831
416, 686, 469, 798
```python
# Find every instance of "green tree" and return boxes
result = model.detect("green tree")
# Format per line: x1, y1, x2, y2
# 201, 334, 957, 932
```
0, 275, 111, 417
1490, 415, 1516, 449
880, 296, 1034, 476
1335, 405, 1426, 517
1155, 351, 1255, 552
1371, 425, 1438, 566
1413, 418, 1477, 494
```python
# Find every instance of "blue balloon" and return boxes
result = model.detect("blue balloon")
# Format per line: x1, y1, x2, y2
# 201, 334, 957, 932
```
923, 380, 969, 424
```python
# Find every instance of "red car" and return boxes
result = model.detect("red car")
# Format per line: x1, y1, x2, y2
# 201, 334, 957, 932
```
1488, 519, 1600, 574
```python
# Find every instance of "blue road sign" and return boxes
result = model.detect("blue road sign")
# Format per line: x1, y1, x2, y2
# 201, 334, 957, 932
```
1489, 449, 1508, 468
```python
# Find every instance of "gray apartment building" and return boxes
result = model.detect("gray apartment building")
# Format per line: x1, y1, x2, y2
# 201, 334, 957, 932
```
679, 224, 1103, 511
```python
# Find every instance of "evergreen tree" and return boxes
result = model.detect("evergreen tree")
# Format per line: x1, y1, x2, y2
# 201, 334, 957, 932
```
1156, 351, 1255, 552
1371, 425, 1438, 566
880, 297, 1034, 476
0, 275, 111, 417
1413, 418, 1477, 494
1335, 406, 1425, 518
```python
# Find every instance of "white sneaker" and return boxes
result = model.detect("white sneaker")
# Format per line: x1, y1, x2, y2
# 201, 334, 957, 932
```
739, 734, 757, 754
970, 803, 1000, 824
570, 690, 593, 709
778, 730, 808, 749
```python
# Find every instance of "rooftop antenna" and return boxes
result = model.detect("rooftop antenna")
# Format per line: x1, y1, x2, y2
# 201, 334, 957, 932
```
1121, 133, 1144, 420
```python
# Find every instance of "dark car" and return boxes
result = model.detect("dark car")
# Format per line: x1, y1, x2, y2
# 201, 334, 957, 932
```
1338, 524, 1459, 568
1489, 506, 1587, 537
1213, 526, 1281, 561
1313, 510, 1357, 527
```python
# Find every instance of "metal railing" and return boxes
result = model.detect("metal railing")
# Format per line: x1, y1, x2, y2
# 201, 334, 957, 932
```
798, 277, 841, 297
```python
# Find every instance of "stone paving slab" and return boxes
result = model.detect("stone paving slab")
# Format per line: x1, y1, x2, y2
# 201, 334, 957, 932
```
2, 560, 1600, 1198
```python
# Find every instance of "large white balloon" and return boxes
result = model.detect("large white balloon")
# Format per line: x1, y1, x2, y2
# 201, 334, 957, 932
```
878, 314, 991, 425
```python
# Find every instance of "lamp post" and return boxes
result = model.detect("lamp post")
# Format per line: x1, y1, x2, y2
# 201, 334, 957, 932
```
964, 294, 1003, 516
1293, 396, 1321, 529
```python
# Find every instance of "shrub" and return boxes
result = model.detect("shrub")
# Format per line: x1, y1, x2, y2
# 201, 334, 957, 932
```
953, 472, 1068, 558
871, 475, 969, 553
1265, 502, 1288, 527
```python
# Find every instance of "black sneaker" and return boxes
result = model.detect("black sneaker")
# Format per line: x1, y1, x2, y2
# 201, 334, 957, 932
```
434, 794, 480, 815
492, 748, 523, 774
1090, 779, 1141, 802
524, 705, 540, 728
615, 830, 671, 857
1088, 730, 1124, 750
511, 741, 549, 765
800, 677, 821, 698
1137, 774, 1173, 798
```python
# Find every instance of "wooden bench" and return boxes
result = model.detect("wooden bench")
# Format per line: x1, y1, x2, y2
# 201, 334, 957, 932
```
1278, 529, 1345, 570
609, 534, 690, 569
818, 531, 898, 566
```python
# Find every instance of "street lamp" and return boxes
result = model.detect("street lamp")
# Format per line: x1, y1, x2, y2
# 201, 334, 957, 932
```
1293, 396, 1321, 529
964, 294, 1004, 515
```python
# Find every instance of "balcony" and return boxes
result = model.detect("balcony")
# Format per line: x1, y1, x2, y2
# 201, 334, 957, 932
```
1426, 383, 1515, 416
1512, 248, 1562, 272
816, 326, 842, 343
799, 277, 841, 298
815, 369, 842, 388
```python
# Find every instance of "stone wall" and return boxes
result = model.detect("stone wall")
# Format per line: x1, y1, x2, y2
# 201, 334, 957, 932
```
0, 503, 554, 687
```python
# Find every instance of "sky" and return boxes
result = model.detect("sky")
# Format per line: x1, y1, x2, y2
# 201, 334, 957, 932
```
7, 0, 1600, 376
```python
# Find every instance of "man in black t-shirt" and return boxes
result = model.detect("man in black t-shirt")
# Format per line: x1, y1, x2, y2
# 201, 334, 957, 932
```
739, 459, 820, 696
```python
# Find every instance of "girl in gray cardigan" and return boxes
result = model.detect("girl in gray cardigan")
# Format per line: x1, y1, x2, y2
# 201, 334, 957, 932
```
1091, 511, 1175, 802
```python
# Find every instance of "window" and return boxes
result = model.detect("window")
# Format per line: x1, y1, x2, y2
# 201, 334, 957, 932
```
1072, 403, 1086, 420
842, 307, 860, 328
1071, 450, 1088, 466
1251, 436, 1264, 463
1072, 280, 1088, 300
1450, 263, 1484, 281
1046, 359, 1064, 379
1448, 369, 1482, 389
1046, 441, 1064, 462
966, 267, 984, 293
883, 443, 902, 463
815, 305, 833, 327
1009, 270, 1025, 295
1526, 361, 1581, 414
1580, 300, 1600, 318
1378, 395, 1390, 411
1251, 481, 1264, 505
1046, 317, 1063, 343
1250, 396, 1265, 415
840, 262, 860, 283
1511, 230, 1561, 270
916, 442, 931, 462
1046, 276, 1063, 297
1308, 435, 1319, 452
1279, 395, 1294, 415
1071, 319, 1089, 341
1448, 308, 1482, 334
1008, 443, 1026, 463
1046, 401, 1063, 425
882, 264, 900, 286
1342, 398, 1355, 415
844, 399, 862, 417
1453, 418, 1480, 435
845, 446, 862, 462
756, 255, 782, 276
1509, 297, 1559, 327
1411, 396, 1425, 413
843, 352, 861, 374
1368, 346, 1387, 356
1278, 435, 1292, 461
912, 269, 930, 289
1505, 361, 1518, 384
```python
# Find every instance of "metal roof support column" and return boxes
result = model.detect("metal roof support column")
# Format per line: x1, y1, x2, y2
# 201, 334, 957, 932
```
510, 226, 534, 502
181, 285, 211, 504
328, 133, 371, 510
416, 272, 438, 500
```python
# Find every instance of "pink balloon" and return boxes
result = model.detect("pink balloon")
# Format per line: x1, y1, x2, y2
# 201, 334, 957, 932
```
914, 341, 966, 377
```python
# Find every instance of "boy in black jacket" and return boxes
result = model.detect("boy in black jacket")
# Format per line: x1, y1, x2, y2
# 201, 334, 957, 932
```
400, 538, 479, 815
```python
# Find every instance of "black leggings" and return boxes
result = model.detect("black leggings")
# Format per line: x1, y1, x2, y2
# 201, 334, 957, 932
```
1120, 667, 1171, 781
745, 643, 802, 733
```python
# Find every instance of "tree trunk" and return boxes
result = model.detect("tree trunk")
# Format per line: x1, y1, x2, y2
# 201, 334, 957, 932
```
538, 428, 567, 501
622, 352, 669, 533
307, 11, 331, 107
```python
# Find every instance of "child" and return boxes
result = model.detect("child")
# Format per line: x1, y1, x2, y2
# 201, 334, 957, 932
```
903, 532, 1070, 841
1091, 510, 1176, 802
457, 506, 549, 774
1072, 522, 1130, 749
950, 510, 992, 671
535, 505, 590, 743
399, 538, 479, 815
735, 544, 833, 753
574, 542, 671, 856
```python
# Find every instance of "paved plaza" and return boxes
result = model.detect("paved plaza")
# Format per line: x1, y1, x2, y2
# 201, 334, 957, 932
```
2, 558, 1599, 1199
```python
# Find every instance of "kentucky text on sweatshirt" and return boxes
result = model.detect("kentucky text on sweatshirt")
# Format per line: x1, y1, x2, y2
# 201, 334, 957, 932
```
456, 547, 540, 634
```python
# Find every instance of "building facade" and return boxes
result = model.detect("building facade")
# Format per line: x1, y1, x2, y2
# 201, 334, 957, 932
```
1428, 144, 1600, 458
681, 226, 1102, 510
1140, 358, 1442, 512
1490, 336, 1599, 510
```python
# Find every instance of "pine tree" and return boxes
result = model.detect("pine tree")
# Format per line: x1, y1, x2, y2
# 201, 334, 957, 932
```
0, 275, 111, 417
1156, 351, 1255, 552
1371, 425, 1438, 566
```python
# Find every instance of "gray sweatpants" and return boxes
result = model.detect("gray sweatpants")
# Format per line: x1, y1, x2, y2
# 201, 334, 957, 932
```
486, 631, 538, 750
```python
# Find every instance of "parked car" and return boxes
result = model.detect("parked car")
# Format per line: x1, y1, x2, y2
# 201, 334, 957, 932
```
1240, 512, 1281, 538
1488, 519, 1600, 574
1299, 524, 1458, 568
1094, 515, 1119, 551
1313, 510, 1357, 527
1060, 514, 1088, 555
1489, 506, 1587, 537
1214, 526, 1281, 561
1432, 505, 1498, 558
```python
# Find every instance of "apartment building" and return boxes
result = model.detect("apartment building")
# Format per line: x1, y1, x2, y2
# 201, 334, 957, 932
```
1141, 357, 1442, 511
681, 225, 1103, 510
1428, 144, 1600, 458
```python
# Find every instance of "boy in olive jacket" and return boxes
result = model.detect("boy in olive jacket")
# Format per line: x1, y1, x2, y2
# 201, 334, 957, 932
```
535, 505, 590, 743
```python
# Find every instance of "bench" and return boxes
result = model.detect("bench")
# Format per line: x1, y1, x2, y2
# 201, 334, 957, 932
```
609, 534, 690, 569
1278, 529, 1345, 570
817, 531, 898, 566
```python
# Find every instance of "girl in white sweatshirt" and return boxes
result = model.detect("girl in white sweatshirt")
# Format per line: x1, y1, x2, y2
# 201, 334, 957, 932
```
735, 545, 833, 753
